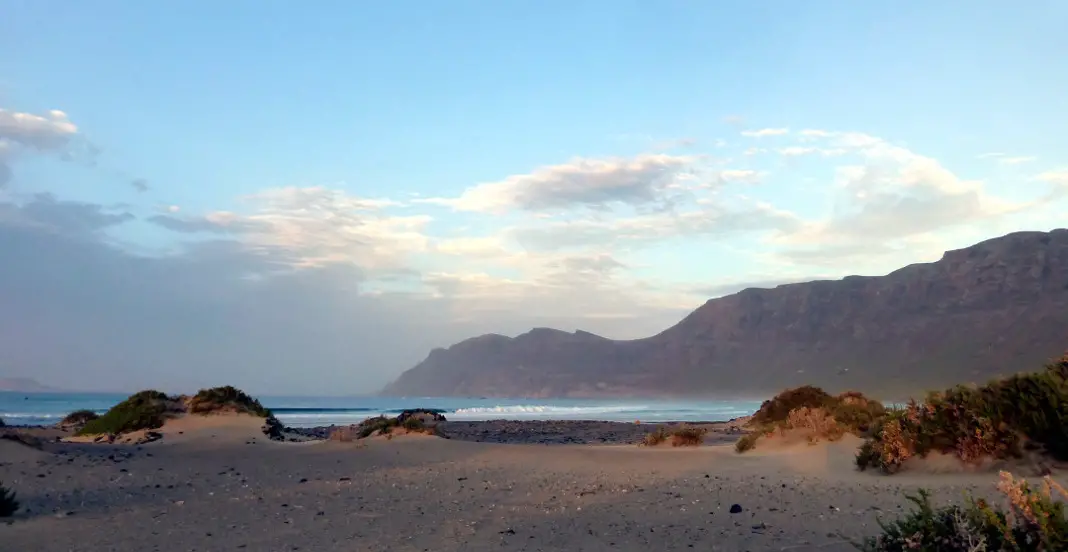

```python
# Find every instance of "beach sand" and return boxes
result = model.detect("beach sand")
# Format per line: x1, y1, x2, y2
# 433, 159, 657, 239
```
0, 417, 1042, 552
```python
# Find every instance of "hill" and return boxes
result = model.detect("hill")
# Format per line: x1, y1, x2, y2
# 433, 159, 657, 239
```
381, 229, 1068, 399
0, 378, 58, 393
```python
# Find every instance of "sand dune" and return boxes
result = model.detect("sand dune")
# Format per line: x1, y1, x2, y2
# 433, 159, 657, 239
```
4, 424, 1054, 552
61, 411, 270, 446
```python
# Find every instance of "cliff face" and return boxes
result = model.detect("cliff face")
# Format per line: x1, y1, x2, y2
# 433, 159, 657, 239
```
382, 229, 1068, 399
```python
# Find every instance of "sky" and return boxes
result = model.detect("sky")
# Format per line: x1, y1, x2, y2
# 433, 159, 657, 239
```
1, 1, 1066, 395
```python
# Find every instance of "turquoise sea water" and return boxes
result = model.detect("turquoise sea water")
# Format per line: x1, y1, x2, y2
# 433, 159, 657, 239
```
0, 391, 762, 428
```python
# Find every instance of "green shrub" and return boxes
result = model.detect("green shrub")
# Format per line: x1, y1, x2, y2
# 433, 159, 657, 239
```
857, 354, 1068, 473
0, 481, 18, 517
78, 390, 172, 436
856, 473, 1068, 551
61, 409, 99, 426
402, 416, 425, 431
188, 386, 272, 417
356, 416, 399, 439
735, 432, 759, 453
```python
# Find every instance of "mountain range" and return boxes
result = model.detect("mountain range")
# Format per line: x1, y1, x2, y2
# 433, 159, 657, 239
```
382, 229, 1068, 400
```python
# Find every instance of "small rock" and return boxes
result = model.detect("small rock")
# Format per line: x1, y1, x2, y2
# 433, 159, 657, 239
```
730, 504, 743, 514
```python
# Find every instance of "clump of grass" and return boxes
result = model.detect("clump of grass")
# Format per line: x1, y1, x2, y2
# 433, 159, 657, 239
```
0, 481, 19, 517
857, 354, 1068, 473
639, 425, 707, 447
737, 386, 885, 453
734, 432, 759, 453
188, 386, 272, 417
402, 416, 426, 432
641, 427, 669, 446
670, 425, 708, 447
61, 409, 100, 427
78, 390, 173, 436
856, 471, 1068, 551
356, 416, 399, 439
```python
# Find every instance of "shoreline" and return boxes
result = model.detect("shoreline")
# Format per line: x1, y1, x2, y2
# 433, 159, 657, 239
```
5, 417, 754, 446
283, 417, 751, 445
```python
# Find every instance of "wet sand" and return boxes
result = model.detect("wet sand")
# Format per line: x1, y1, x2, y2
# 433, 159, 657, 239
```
0, 418, 1034, 552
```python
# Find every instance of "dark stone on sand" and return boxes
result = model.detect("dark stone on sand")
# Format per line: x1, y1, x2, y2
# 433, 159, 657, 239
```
134, 431, 163, 445
730, 504, 743, 514
261, 416, 285, 441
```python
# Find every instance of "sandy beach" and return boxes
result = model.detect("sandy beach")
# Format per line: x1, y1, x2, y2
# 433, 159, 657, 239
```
1, 415, 1030, 552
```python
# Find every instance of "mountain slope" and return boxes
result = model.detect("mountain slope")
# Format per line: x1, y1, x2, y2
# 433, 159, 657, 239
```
382, 229, 1068, 399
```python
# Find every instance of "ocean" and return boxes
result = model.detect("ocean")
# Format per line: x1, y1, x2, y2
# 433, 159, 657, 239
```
0, 391, 762, 428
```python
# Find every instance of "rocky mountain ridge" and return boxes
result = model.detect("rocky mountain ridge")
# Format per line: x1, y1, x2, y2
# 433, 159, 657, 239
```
382, 229, 1068, 399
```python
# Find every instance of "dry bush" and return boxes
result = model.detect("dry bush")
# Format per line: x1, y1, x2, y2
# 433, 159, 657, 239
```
785, 406, 845, 444
641, 427, 669, 446
670, 425, 708, 447
738, 387, 884, 453
751, 385, 835, 426
857, 353, 1068, 473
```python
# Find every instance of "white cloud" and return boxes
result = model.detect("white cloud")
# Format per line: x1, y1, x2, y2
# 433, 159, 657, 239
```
741, 128, 790, 138
0, 108, 84, 188
777, 146, 847, 157
976, 152, 1038, 165
0, 109, 78, 150
419, 154, 699, 213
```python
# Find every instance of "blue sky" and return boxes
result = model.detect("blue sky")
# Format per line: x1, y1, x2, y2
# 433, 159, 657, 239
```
1, 2, 1066, 393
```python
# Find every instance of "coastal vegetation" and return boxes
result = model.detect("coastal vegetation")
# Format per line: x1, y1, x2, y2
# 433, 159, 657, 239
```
857, 472, 1068, 551
76, 386, 275, 436
735, 386, 885, 452
641, 424, 708, 447
188, 386, 272, 417
856, 354, 1068, 473
60, 409, 99, 428
335, 410, 445, 440
0, 481, 18, 517
78, 390, 173, 436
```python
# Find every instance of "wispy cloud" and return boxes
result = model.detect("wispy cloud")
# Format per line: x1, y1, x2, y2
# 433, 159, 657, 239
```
740, 128, 790, 138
